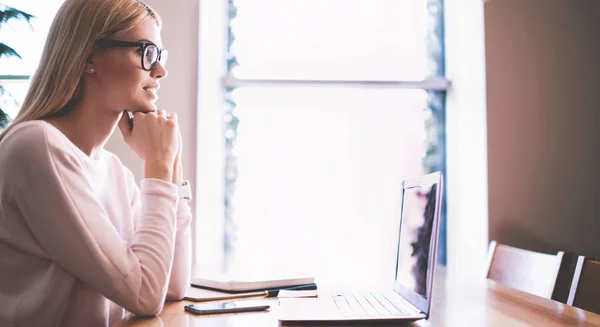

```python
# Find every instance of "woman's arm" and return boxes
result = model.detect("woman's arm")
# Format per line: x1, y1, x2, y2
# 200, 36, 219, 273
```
166, 200, 192, 300
164, 124, 193, 299
5, 123, 177, 316
129, 168, 192, 300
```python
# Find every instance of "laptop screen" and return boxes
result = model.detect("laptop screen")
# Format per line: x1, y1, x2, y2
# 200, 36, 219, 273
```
393, 174, 441, 315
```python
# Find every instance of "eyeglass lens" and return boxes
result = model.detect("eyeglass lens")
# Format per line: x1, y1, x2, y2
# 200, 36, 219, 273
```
143, 45, 167, 70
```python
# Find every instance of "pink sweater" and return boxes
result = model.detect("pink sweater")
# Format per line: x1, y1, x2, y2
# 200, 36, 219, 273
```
0, 121, 192, 327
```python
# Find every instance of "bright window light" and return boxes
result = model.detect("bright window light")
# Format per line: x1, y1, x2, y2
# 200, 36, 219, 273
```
0, 1, 64, 118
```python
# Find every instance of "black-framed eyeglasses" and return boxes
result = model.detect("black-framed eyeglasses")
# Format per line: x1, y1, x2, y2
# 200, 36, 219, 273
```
95, 39, 168, 71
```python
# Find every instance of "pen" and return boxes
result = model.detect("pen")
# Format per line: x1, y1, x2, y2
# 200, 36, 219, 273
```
183, 291, 268, 302
183, 285, 315, 302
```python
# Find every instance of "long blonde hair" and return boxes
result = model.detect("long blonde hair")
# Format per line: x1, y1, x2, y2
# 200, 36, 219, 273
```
0, 0, 161, 141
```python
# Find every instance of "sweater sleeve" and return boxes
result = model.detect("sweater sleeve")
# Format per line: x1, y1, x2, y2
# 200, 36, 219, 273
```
129, 177, 193, 300
166, 200, 192, 300
4, 124, 178, 316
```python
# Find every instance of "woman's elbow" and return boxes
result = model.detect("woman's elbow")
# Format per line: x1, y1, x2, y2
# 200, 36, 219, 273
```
128, 295, 166, 317
131, 303, 164, 317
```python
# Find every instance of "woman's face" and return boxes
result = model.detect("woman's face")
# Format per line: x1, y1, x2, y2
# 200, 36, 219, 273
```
91, 18, 167, 114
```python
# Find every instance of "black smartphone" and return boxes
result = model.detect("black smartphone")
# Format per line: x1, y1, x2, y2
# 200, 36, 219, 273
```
184, 301, 270, 315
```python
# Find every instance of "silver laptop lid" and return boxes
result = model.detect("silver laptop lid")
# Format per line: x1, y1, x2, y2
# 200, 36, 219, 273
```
393, 172, 443, 318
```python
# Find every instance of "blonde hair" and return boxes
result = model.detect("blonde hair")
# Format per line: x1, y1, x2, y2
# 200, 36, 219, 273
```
0, 0, 161, 140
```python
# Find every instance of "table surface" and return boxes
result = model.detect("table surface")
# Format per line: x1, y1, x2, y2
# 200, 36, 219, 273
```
116, 267, 600, 327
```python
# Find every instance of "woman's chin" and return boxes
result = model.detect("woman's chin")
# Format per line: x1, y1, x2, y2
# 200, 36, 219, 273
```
128, 101, 157, 113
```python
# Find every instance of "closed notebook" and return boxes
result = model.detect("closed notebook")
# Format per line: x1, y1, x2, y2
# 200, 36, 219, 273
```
190, 274, 315, 293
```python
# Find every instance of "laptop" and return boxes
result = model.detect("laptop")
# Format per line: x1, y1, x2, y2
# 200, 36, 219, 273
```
278, 172, 443, 322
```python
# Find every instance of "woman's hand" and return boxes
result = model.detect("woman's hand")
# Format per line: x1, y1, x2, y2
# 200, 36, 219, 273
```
119, 110, 178, 182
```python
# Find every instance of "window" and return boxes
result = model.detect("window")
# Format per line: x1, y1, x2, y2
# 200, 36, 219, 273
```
0, 1, 63, 119
197, 0, 448, 287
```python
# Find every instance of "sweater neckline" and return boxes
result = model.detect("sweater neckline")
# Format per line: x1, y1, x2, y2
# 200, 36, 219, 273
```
38, 120, 106, 166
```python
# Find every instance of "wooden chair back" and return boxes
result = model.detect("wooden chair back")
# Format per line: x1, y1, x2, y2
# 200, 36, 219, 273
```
486, 241, 568, 300
567, 256, 600, 314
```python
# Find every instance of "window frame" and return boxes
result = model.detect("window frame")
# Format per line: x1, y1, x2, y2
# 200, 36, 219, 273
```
194, 0, 450, 276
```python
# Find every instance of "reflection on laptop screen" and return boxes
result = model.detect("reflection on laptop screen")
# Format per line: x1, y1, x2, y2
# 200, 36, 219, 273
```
395, 183, 438, 298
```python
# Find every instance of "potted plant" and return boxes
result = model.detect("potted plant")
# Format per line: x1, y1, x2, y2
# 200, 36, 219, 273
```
0, 3, 34, 131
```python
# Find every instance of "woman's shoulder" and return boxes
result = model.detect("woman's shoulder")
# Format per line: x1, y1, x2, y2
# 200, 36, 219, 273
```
0, 120, 76, 161
2, 120, 48, 142
1, 121, 51, 152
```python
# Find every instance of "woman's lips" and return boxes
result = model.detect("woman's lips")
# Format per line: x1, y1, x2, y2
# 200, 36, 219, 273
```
143, 87, 158, 99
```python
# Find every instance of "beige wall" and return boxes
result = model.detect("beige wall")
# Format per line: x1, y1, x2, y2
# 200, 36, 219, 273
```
105, 0, 198, 215
485, 0, 600, 256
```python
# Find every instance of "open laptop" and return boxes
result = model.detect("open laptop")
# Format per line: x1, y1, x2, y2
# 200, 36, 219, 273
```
278, 172, 443, 322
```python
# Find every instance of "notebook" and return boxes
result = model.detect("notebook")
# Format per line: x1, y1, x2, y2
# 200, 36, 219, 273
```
190, 274, 316, 293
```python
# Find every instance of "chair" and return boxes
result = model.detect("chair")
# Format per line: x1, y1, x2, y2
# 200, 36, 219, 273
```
567, 256, 600, 314
486, 241, 571, 300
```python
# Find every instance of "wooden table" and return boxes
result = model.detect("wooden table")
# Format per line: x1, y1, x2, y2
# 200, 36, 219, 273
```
116, 267, 600, 327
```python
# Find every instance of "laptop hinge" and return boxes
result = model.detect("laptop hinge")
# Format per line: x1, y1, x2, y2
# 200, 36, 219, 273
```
398, 295, 424, 315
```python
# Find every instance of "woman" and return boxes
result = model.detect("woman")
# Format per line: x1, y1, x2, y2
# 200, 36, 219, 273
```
0, 0, 192, 326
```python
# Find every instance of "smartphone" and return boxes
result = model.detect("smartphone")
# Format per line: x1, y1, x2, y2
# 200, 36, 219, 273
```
184, 301, 270, 315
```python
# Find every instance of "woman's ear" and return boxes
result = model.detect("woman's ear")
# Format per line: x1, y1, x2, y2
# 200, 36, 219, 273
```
85, 55, 95, 74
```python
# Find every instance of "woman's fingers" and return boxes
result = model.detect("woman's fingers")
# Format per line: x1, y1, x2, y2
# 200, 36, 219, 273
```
156, 109, 168, 118
127, 109, 179, 167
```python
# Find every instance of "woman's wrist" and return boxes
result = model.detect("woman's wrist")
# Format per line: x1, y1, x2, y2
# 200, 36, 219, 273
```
144, 160, 173, 182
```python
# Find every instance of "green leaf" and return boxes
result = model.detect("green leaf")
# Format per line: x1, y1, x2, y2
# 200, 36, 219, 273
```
0, 108, 10, 130
0, 5, 34, 61
0, 6, 35, 26
0, 42, 21, 59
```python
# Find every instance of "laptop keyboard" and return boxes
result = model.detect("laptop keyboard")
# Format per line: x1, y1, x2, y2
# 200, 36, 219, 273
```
332, 292, 414, 317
